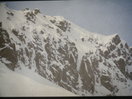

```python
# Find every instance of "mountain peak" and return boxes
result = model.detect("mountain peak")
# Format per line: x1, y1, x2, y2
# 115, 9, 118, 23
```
0, 3, 132, 96
111, 34, 121, 45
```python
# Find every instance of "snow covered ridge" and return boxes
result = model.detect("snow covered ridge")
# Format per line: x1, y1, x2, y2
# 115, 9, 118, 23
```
0, 3, 132, 96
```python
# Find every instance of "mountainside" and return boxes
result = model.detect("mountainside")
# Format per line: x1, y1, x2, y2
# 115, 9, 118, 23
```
0, 3, 132, 96
0, 62, 77, 96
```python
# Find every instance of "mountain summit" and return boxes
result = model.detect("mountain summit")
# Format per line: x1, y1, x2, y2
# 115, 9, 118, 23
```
0, 3, 132, 96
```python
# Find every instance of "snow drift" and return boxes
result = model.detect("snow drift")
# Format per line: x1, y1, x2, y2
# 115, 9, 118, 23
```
0, 63, 76, 96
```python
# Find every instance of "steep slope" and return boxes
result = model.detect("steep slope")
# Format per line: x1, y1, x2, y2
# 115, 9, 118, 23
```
0, 63, 77, 96
0, 3, 132, 96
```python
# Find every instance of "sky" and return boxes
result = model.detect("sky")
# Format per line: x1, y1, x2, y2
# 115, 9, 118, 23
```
4, 0, 132, 46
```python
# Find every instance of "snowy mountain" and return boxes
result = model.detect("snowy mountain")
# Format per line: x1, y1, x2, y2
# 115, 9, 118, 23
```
0, 3, 132, 96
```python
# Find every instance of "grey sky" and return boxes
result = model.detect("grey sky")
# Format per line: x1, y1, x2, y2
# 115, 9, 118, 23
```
5, 0, 132, 46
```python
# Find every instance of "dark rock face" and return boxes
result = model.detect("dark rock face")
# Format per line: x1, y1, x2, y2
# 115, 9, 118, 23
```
115, 58, 126, 74
43, 38, 79, 92
0, 22, 2, 27
100, 75, 114, 92
12, 29, 26, 43
34, 9, 40, 15
25, 11, 36, 23
50, 19, 71, 32
112, 35, 121, 45
7, 11, 14, 16
130, 47, 132, 56
79, 57, 95, 93
0, 28, 18, 70
108, 43, 116, 51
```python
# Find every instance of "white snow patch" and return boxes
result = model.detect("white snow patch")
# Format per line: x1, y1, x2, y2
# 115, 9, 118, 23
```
0, 63, 77, 96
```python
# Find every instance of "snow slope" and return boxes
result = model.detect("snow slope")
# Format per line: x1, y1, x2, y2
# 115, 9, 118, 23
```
0, 63, 77, 97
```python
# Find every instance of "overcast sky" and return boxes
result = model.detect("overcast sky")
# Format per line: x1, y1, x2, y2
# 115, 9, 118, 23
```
5, 0, 132, 46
